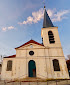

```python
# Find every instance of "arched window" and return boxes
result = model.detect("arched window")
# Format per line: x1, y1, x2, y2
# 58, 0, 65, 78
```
48, 31, 55, 44
53, 59, 60, 71
7, 60, 12, 71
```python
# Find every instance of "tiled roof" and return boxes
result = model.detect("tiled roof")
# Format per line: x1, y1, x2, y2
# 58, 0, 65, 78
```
15, 39, 44, 49
4, 55, 16, 58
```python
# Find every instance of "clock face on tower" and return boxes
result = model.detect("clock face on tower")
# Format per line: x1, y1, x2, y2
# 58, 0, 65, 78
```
29, 51, 34, 56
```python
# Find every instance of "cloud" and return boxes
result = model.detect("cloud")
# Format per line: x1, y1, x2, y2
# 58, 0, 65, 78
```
18, 8, 44, 25
2, 26, 15, 31
2, 27, 7, 31
47, 9, 55, 17
52, 10, 70, 22
8, 26, 14, 30
18, 8, 70, 25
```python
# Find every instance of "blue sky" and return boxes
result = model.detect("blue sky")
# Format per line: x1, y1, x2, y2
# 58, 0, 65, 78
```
0, 0, 70, 59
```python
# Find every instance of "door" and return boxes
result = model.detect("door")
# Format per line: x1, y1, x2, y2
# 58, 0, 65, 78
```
28, 60, 36, 77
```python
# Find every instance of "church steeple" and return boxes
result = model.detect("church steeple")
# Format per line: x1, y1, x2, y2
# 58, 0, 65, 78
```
43, 6, 54, 28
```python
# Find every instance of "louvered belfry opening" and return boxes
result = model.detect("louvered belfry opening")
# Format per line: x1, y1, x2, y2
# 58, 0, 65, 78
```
7, 60, 12, 71
53, 59, 60, 71
48, 31, 55, 44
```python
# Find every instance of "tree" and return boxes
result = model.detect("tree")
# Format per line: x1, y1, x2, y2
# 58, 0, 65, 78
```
67, 55, 70, 60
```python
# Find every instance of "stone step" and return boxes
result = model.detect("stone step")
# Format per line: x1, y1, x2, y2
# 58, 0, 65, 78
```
13, 77, 46, 82
0, 80, 70, 85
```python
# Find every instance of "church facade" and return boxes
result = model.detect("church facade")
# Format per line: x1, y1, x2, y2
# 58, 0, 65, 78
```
1, 7, 69, 80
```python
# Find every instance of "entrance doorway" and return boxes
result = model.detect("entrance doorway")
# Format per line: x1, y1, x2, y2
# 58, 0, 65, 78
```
28, 60, 36, 77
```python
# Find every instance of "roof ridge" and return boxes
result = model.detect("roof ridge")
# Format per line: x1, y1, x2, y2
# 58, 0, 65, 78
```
15, 39, 44, 49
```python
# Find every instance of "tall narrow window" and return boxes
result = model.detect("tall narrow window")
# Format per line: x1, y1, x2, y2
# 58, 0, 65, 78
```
42, 38, 43, 45
7, 60, 12, 71
48, 31, 55, 44
53, 59, 60, 71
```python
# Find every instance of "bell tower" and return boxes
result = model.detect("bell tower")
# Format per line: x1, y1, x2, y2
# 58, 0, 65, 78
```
41, 7, 61, 48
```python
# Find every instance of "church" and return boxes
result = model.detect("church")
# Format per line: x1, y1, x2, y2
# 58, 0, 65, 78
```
1, 6, 69, 80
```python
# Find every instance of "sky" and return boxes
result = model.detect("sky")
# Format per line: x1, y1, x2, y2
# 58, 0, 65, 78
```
0, 0, 70, 59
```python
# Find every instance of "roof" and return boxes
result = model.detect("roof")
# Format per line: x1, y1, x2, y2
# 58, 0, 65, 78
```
4, 55, 16, 58
15, 39, 44, 49
43, 7, 54, 28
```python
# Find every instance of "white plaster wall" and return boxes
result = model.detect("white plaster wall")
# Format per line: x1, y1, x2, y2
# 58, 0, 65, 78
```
47, 48, 64, 57
16, 50, 27, 57
16, 44, 45, 57
16, 48, 64, 58
41, 27, 62, 47
49, 57, 69, 79
1, 56, 69, 80
35, 58, 47, 78
46, 58, 52, 78
1, 58, 27, 80
1, 46, 69, 80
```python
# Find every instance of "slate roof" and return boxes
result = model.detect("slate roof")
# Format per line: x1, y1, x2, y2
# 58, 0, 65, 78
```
15, 39, 44, 49
43, 8, 54, 28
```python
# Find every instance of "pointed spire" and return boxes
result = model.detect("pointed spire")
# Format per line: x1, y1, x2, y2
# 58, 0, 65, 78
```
43, 6, 54, 28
